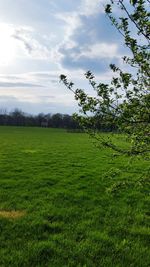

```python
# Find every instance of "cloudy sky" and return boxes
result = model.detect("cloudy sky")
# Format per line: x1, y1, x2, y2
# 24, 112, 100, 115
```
0, 0, 128, 114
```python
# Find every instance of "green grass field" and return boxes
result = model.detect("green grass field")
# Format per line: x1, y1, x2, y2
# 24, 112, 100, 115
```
0, 126, 149, 267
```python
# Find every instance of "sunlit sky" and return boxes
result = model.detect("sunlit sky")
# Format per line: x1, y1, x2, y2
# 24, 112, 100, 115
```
0, 0, 128, 114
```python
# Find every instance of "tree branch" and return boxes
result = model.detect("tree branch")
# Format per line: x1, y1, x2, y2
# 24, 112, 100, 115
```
119, 0, 150, 44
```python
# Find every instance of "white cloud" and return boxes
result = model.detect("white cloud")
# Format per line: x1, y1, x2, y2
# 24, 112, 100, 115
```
55, 12, 82, 51
53, 0, 122, 72
81, 0, 106, 16
77, 43, 119, 59
12, 26, 51, 60
0, 23, 52, 62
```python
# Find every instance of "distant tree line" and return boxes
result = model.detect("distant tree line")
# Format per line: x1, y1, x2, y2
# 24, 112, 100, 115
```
0, 109, 80, 129
0, 108, 118, 132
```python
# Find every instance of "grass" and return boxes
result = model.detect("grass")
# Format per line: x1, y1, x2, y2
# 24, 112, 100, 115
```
0, 126, 149, 267
0, 210, 26, 219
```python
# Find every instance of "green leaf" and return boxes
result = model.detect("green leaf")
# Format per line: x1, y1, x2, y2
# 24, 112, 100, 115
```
130, 0, 138, 6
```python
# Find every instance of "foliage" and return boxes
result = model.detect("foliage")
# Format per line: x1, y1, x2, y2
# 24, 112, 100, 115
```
60, 0, 150, 157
